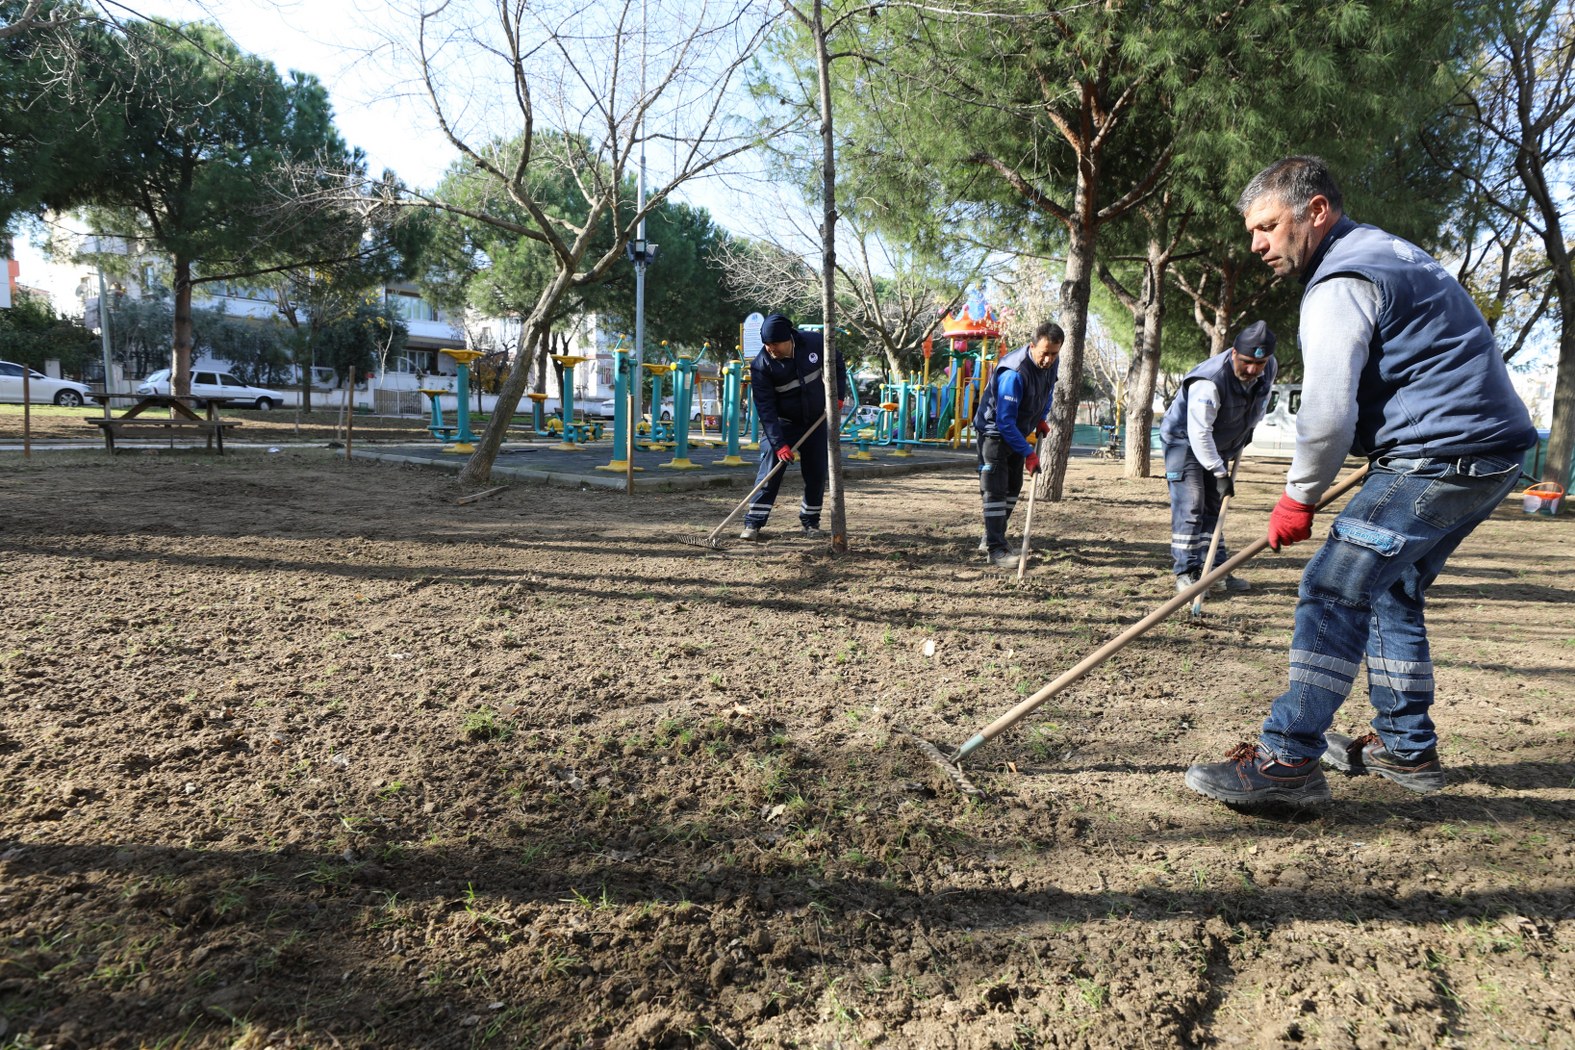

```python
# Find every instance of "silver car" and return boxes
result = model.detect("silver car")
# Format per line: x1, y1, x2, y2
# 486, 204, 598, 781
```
0, 360, 95, 407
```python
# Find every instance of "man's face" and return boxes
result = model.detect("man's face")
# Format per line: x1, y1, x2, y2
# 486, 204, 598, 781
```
1231, 352, 1269, 382
1243, 194, 1334, 278
764, 339, 794, 360
1029, 336, 1062, 368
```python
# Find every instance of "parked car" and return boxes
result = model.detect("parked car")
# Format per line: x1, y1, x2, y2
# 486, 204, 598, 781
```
136, 368, 285, 410
0, 360, 95, 408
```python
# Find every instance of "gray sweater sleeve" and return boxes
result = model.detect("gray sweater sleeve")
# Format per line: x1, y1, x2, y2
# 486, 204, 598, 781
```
1285, 277, 1379, 504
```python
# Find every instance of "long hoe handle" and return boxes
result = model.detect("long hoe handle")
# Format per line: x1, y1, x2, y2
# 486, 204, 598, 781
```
951, 463, 1371, 764
1190, 455, 1243, 617
702, 412, 828, 545
1015, 435, 1043, 582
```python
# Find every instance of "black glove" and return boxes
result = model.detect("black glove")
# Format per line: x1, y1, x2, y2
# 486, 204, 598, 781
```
1214, 473, 1234, 500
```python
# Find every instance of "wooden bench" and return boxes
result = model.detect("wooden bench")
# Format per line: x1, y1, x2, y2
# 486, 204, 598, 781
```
84, 416, 243, 454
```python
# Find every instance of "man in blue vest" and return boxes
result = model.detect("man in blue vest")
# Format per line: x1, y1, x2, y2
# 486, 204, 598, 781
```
740, 313, 848, 540
1186, 156, 1537, 810
973, 322, 1061, 567
1159, 321, 1278, 594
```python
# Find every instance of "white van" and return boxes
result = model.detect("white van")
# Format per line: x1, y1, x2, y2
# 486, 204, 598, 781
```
1243, 383, 1300, 458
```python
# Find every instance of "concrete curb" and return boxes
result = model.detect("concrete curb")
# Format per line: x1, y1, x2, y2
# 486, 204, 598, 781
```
353, 446, 972, 491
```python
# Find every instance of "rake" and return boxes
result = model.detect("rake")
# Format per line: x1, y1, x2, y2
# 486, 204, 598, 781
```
904, 463, 1371, 796
680, 412, 827, 549
1015, 434, 1044, 582
1190, 454, 1243, 618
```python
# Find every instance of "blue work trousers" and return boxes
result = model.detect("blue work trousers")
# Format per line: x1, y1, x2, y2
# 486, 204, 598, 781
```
743, 421, 829, 529
1259, 452, 1523, 763
1164, 442, 1229, 577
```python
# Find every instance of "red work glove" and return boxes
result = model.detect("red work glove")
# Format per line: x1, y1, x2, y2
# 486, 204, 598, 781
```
1025, 451, 1041, 475
775, 445, 796, 465
838, 399, 845, 412
1035, 420, 1050, 436
1267, 493, 1316, 551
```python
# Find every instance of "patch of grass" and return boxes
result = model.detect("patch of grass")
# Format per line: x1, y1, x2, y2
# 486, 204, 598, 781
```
462, 706, 514, 742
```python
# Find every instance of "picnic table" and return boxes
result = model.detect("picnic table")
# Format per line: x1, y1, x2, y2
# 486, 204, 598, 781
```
84, 392, 243, 454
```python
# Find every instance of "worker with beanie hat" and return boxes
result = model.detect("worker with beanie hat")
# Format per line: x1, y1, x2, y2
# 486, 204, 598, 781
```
739, 313, 849, 540
1157, 319, 1279, 594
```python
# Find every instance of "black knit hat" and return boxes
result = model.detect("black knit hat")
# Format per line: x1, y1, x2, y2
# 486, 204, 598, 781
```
1232, 320, 1276, 360
761, 314, 796, 346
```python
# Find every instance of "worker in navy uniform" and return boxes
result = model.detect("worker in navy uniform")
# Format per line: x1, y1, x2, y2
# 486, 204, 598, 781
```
740, 313, 849, 540
973, 322, 1062, 567
1158, 320, 1279, 594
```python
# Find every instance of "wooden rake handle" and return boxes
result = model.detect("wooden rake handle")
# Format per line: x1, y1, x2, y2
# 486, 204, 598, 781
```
702, 412, 828, 544
951, 463, 1372, 763
1190, 454, 1244, 617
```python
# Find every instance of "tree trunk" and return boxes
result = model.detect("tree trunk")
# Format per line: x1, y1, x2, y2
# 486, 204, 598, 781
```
1123, 237, 1168, 478
460, 270, 577, 485
1522, 156, 1575, 501
815, 0, 848, 551
1044, 182, 1096, 502
171, 257, 195, 397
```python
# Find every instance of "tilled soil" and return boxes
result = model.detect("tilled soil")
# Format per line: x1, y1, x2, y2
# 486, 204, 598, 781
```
1, 447, 1571, 1050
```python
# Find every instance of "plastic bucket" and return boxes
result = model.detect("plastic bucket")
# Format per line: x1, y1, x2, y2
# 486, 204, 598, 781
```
1522, 482, 1564, 516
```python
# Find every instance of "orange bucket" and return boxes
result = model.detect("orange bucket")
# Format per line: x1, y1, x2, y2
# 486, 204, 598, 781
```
1522, 482, 1564, 516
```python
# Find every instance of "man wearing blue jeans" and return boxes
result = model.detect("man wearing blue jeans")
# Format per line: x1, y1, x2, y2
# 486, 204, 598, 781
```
1185, 156, 1537, 809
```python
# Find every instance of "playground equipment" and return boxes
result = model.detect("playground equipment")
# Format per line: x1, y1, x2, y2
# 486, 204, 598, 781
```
419, 387, 456, 443
659, 351, 703, 470
524, 392, 552, 438
715, 359, 749, 467
439, 348, 485, 453
597, 336, 643, 474
936, 287, 1005, 449
640, 362, 672, 449
548, 354, 594, 450
901, 464, 1372, 797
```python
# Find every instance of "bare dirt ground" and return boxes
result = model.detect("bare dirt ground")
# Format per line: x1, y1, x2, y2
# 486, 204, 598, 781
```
2, 441, 1572, 1050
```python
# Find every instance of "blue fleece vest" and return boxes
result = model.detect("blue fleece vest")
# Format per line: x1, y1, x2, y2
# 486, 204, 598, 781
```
1158, 349, 1276, 459
974, 346, 1057, 441
1304, 217, 1536, 459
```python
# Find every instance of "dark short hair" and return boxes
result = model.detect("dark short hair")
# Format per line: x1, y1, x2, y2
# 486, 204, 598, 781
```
1236, 156, 1345, 220
1032, 322, 1064, 346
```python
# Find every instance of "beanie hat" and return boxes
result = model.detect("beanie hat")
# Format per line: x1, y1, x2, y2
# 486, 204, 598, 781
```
761, 314, 795, 346
1232, 320, 1276, 360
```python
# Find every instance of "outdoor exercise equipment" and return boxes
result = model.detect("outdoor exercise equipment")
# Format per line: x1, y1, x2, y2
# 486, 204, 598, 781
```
419, 387, 457, 443
597, 338, 643, 474
659, 351, 703, 470
903, 464, 1373, 797
640, 362, 672, 448
715, 359, 749, 467
439, 347, 485, 453
525, 392, 552, 438
548, 354, 593, 450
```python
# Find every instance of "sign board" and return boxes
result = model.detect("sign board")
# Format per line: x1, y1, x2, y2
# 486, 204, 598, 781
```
742, 312, 764, 360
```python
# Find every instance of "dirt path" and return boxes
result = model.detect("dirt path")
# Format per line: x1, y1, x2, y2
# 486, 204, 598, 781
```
2, 449, 1571, 1049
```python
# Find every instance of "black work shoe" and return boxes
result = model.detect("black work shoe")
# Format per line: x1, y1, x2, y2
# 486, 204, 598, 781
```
1184, 742, 1331, 809
800, 525, 827, 539
1322, 731, 1445, 794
